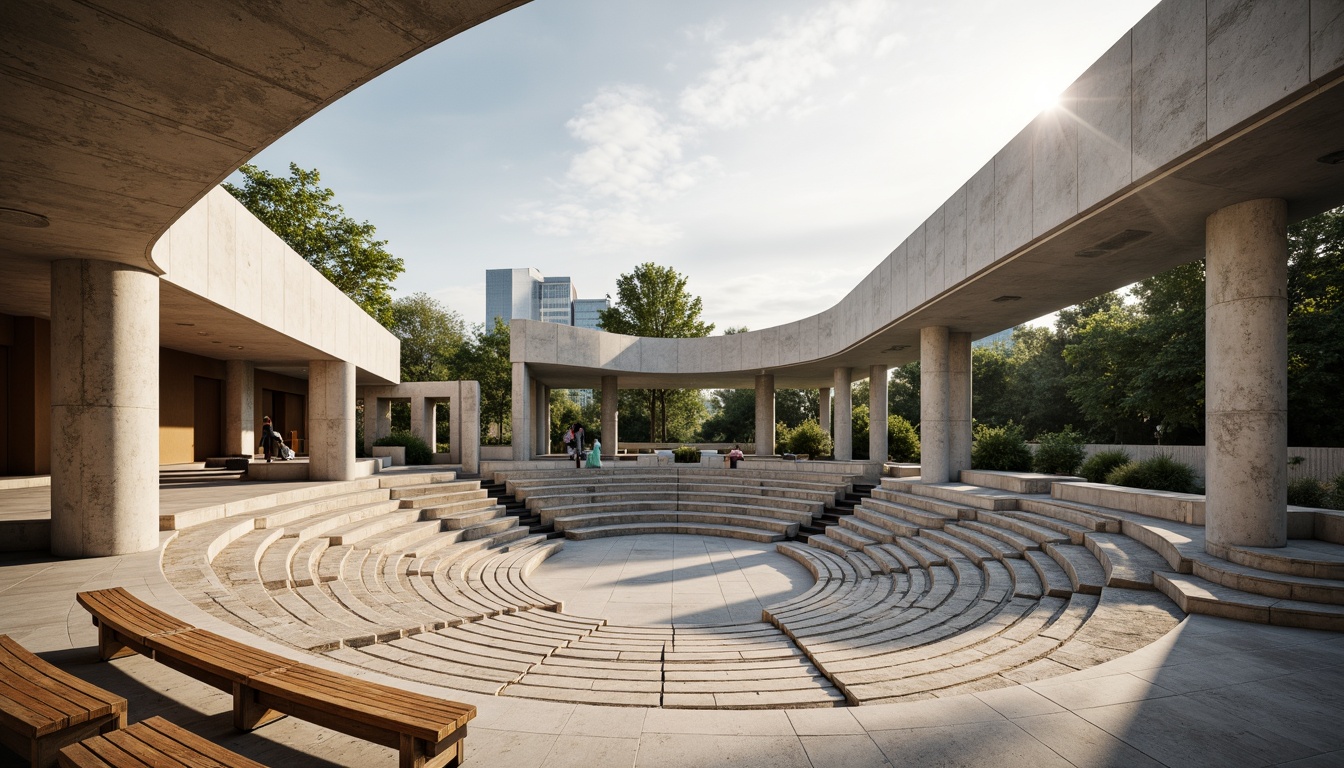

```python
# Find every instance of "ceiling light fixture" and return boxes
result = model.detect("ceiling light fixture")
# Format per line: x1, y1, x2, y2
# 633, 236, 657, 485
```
885, 344, 910, 352
992, 295, 1023, 303
1317, 150, 1344, 165
0, 208, 50, 228
175, 322, 195, 327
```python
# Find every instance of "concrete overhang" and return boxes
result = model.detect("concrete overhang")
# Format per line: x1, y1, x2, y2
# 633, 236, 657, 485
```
517, 1, 1344, 391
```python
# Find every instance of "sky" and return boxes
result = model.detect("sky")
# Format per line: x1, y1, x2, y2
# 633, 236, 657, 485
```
239, 0, 1163, 334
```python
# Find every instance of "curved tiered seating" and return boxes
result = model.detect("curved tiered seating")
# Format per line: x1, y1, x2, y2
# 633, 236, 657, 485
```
492, 467, 859, 543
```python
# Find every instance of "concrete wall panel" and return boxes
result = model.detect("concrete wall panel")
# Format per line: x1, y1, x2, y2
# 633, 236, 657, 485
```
965, 161, 996, 275
779, 321, 800, 365
906, 223, 926, 312
889, 243, 908, 318
798, 315, 819, 363
233, 207, 263, 321
166, 200, 208, 296
926, 205, 946, 298
206, 191, 237, 309
943, 187, 967, 287
1132, 0, 1207, 178
1072, 34, 1134, 211
1032, 111, 1079, 237
1207, 0, 1310, 137
1311, 0, 1344, 79
993, 129, 1034, 257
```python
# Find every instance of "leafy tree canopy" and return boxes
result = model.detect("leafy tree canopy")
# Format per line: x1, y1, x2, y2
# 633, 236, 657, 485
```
598, 262, 715, 338
454, 318, 512, 443
225, 163, 405, 325
389, 293, 466, 383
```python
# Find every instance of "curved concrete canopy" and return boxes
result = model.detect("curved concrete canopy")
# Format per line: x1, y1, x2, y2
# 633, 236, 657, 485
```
518, 1, 1344, 391
0, 0, 528, 320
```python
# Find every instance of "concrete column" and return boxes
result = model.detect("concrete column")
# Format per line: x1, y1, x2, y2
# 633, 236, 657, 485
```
534, 383, 550, 455
819, 387, 831, 434
920, 326, 951, 483
363, 397, 391, 453
308, 360, 355, 481
601, 376, 619, 455
511, 362, 531, 461
949, 332, 973, 479
225, 360, 255, 456
754, 374, 775, 456
1205, 198, 1289, 553
460, 381, 481, 474
50, 259, 159, 557
833, 368, 853, 461
869, 365, 888, 462
446, 384, 461, 464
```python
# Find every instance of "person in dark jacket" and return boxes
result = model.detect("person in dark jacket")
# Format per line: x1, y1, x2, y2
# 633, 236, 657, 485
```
260, 416, 290, 462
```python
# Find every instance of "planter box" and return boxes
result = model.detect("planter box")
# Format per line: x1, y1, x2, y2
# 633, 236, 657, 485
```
372, 446, 406, 466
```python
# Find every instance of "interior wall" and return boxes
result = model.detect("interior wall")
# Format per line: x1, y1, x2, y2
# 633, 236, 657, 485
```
0, 314, 50, 476
255, 370, 308, 455
159, 348, 225, 465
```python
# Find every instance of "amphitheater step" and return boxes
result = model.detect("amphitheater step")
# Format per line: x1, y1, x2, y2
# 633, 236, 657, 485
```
1154, 572, 1344, 631
563, 522, 785, 543
1084, 532, 1174, 590
1024, 550, 1073, 598
1224, 540, 1344, 580
1043, 543, 1105, 596
1016, 497, 1122, 533
1002, 510, 1093, 545
882, 478, 1019, 511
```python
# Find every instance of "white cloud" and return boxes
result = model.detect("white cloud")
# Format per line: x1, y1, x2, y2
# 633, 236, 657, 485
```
678, 0, 891, 129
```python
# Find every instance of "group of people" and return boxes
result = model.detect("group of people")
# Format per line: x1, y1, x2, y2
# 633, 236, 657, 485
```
562, 422, 602, 468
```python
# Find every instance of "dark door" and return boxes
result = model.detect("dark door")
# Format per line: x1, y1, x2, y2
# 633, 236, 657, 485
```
193, 376, 223, 461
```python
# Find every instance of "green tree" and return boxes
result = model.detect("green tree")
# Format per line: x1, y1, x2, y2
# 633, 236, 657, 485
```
225, 163, 404, 325
700, 389, 755, 443
887, 362, 921, 426
598, 263, 715, 441
389, 293, 466, 383
1287, 207, 1344, 446
455, 318, 511, 443
776, 389, 820, 430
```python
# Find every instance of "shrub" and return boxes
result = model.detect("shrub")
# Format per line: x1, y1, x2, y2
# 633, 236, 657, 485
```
1032, 427, 1086, 475
1288, 477, 1329, 508
672, 445, 701, 463
1105, 454, 1198, 493
373, 430, 433, 465
887, 415, 920, 462
775, 422, 793, 455
1080, 450, 1131, 483
787, 420, 833, 459
971, 423, 1032, 472
1328, 473, 1344, 511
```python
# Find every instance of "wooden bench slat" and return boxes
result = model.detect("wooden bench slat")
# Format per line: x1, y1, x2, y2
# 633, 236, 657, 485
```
139, 716, 267, 768
55, 741, 109, 768
102, 728, 195, 768
70, 737, 155, 768
77, 589, 192, 643
0, 636, 123, 731
247, 668, 450, 743
147, 630, 291, 686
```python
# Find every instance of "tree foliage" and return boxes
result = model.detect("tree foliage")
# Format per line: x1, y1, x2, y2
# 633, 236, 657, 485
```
599, 263, 714, 441
454, 318, 512, 443
225, 163, 404, 325
389, 293, 466, 383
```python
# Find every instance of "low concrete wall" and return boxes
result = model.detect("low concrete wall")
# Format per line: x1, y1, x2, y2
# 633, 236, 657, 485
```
1077, 445, 1344, 484
1053, 481, 1205, 526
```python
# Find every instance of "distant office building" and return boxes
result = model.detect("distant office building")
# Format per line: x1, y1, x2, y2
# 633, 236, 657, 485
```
573, 298, 610, 331
485, 268, 609, 330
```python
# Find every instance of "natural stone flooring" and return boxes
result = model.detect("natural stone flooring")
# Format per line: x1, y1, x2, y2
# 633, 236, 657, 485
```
532, 535, 813, 625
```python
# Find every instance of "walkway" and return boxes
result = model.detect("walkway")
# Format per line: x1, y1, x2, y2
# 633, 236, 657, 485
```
2, 532, 1342, 766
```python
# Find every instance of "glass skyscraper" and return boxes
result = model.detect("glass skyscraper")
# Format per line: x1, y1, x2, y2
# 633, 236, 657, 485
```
485, 268, 609, 329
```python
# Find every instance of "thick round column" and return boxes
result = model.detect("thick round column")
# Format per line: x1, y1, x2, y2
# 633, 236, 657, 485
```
308, 360, 355, 480
818, 387, 831, 434
601, 376, 619, 455
1205, 198, 1288, 553
949, 332, 973, 479
869, 365, 888, 462
920, 326, 951, 483
754, 374, 775, 456
50, 259, 159, 557
833, 368, 853, 461
225, 360, 255, 457
511, 362, 531, 461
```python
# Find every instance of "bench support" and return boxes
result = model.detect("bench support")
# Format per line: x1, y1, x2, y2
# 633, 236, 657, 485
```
233, 683, 289, 731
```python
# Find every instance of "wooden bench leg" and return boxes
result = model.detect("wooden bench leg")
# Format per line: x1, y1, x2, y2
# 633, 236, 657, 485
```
232, 683, 287, 731
399, 734, 465, 768
96, 625, 136, 661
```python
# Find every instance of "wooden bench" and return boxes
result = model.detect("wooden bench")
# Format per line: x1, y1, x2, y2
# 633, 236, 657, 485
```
77, 588, 474, 768
0, 635, 127, 768
59, 715, 266, 768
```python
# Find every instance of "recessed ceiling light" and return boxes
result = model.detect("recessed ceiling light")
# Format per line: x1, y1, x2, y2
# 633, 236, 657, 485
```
231, 345, 244, 350
992, 295, 1022, 302
0, 208, 50, 228
1317, 149, 1344, 165
176, 322, 195, 327
885, 344, 910, 352
211, 341, 221, 344
197, 331, 209, 336
1075, 229, 1152, 258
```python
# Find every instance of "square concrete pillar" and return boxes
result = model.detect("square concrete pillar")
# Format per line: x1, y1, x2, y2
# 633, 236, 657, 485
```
833, 368, 853, 461
308, 360, 355, 481
755, 374, 775, 456
459, 381, 480, 474
225, 360, 255, 457
920, 326, 951, 483
601, 376, 619, 455
410, 396, 436, 457
1205, 198, 1288, 553
50, 259, 160, 557
535, 383, 550, 456
949, 332, 973, 479
512, 362, 531, 461
361, 396, 392, 454
869, 365, 888, 462
819, 387, 831, 434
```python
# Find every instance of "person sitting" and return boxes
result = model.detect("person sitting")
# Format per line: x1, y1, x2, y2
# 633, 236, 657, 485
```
728, 444, 745, 469
260, 416, 291, 462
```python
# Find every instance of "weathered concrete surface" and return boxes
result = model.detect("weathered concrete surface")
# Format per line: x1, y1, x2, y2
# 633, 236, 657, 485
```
832, 368, 853, 462
920, 327, 950, 484
308, 360, 355, 481
755, 374, 775, 457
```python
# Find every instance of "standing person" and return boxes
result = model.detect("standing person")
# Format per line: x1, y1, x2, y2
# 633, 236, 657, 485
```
728, 444, 745, 469
571, 422, 586, 469
586, 438, 603, 468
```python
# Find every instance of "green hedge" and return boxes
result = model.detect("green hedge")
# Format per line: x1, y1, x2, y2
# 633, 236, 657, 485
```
373, 430, 433, 465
